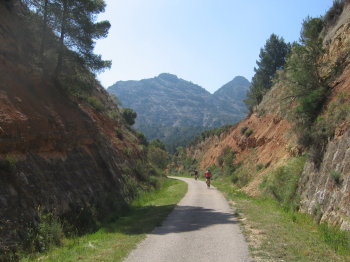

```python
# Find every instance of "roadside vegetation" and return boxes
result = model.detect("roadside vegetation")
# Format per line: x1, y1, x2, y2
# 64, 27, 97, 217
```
20, 178, 187, 262
213, 178, 350, 262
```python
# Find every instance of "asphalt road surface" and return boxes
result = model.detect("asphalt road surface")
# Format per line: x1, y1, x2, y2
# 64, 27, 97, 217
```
124, 177, 251, 262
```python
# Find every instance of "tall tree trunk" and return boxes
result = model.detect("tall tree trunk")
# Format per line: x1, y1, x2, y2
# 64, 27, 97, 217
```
55, 0, 68, 76
40, 0, 49, 66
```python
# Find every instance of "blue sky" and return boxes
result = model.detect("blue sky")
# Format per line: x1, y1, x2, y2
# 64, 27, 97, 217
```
95, 0, 334, 93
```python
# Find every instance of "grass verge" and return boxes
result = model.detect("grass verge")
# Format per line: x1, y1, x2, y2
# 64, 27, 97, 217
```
213, 178, 350, 262
20, 178, 187, 262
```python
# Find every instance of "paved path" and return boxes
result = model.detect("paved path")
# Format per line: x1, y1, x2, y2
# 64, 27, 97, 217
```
124, 177, 251, 262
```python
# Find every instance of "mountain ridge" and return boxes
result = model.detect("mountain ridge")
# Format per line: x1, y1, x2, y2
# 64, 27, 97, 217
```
108, 74, 250, 150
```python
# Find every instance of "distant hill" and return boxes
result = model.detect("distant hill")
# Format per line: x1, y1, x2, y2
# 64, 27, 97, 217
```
108, 73, 250, 151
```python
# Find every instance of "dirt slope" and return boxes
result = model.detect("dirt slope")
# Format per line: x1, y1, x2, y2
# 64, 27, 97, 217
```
187, 3, 350, 227
0, 2, 145, 255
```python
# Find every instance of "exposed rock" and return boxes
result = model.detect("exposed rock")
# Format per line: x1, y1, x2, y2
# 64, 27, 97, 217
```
299, 128, 350, 229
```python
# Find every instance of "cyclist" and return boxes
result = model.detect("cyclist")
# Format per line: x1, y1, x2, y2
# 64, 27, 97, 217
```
193, 169, 198, 180
204, 169, 212, 188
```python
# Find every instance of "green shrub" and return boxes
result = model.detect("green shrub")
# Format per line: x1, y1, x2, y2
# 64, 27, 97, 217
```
217, 146, 236, 169
23, 209, 64, 253
245, 129, 254, 137
230, 163, 249, 187
0, 155, 17, 172
123, 147, 133, 156
122, 108, 137, 126
135, 131, 148, 146
147, 146, 170, 170
121, 172, 139, 202
331, 170, 341, 184
107, 109, 120, 121
86, 96, 105, 112
240, 126, 248, 135
261, 157, 306, 211
115, 128, 123, 140
148, 175, 162, 189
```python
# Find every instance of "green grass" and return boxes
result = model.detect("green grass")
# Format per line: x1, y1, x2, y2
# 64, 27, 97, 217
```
213, 178, 350, 262
20, 178, 187, 262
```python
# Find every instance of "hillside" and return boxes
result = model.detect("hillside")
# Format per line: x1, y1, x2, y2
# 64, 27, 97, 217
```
108, 74, 249, 150
0, 2, 157, 258
182, 1, 350, 230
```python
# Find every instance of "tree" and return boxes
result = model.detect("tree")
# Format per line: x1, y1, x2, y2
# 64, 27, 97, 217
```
22, 0, 111, 74
245, 34, 291, 111
53, 0, 111, 75
285, 17, 326, 126
122, 108, 137, 126
284, 17, 328, 156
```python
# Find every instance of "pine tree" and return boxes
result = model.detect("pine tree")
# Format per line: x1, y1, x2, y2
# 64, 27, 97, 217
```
53, 0, 111, 75
285, 17, 326, 126
245, 34, 291, 111
22, 0, 111, 74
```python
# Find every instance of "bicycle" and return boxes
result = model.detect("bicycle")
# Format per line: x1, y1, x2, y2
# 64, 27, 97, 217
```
205, 177, 211, 188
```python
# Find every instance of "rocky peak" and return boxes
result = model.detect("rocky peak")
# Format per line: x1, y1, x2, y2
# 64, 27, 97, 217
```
157, 73, 179, 82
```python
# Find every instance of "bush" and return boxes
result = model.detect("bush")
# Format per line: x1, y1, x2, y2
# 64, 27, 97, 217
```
135, 131, 148, 146
115, 128, 123, 140
0, 155, 17, 172
122, 108, 137, 126
331, 170, 341, 184
245, 129, 254, 137
23, 209, 64, 253
107, 109, 120, 121
261, 157, 306, 211
86, 96, 105, 112
229, 162, 249, 187
147, 146, 170, 170
123, 147, 133, 156
240, 126, 248, 135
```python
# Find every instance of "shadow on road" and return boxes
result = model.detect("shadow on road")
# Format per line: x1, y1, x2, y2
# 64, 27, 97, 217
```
150, 205, 237, 235
104, 205, 237, 236
104, 205, 238, 235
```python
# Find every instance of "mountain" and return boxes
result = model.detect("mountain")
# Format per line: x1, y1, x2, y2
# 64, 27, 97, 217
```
213, 76, 250, 115
214, 76, 250, 102
108, 74, 250, 150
